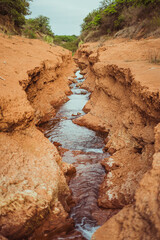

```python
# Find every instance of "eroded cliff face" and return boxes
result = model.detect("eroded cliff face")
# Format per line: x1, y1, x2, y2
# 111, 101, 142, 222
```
0, 34, 76, 239
92, 124, 160, 240
74, 38, 160, 238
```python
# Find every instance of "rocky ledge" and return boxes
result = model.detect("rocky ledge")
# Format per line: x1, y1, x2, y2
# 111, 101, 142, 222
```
0, 34, 77, 239
74, 38, 160, 239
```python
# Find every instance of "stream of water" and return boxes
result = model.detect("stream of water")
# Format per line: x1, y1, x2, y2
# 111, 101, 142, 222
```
41, 71, 110, 240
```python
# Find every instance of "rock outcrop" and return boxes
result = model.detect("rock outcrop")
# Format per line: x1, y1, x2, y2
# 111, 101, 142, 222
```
92, 123, 160, 240
0, 33, 76, 239
74, 38, 160, 239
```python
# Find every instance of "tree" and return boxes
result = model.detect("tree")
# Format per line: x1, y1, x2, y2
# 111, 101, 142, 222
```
34, 15, 53, 36
99, 0, 114, 9
0, 0, 32, 27
25, 15, 54, 36
81, 9, 101, 31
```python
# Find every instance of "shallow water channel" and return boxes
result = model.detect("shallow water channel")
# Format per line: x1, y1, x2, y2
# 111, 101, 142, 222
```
41, 71, 110, 240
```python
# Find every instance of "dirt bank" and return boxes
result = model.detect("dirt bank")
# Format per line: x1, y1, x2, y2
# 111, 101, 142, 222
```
0, 33, 77, 239
92, 124, 160, 240
74, 38, 160, 239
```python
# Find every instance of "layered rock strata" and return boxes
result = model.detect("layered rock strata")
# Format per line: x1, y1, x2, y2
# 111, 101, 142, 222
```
92, 123, 160, 240
74, 38, 160, 212
0, 34, 76, 239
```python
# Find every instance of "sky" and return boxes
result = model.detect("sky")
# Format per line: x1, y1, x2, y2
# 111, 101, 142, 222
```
28, 0, 100, 36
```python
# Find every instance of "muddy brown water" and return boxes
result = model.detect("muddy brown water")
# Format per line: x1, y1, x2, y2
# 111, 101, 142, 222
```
40, 71, 116, 240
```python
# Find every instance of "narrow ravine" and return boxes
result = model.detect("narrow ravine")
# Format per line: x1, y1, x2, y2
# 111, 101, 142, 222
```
40, 71, 114, 240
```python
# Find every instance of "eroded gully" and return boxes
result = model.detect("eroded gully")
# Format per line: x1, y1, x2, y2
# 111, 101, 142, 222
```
40, 71, 115, 240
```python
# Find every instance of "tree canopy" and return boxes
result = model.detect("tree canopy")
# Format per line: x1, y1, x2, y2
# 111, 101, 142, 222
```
0, 0, 32, 27
25, 15, 54, 36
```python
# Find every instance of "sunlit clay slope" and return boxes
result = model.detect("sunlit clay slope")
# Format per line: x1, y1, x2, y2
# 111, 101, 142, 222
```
0, 33, 77, 239
74, 38, 160, 239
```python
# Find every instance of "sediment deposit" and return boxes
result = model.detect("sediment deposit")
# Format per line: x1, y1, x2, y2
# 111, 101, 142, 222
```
74, 38, 160, 239
92, 124, 160, 240
1, 32, 160, 240
0, 33, 76, 239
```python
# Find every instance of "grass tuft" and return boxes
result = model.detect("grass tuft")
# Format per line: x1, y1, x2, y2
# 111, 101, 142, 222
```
148, 48, 160, 65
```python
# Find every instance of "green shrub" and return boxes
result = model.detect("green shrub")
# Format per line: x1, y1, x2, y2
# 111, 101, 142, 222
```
24, 15, 54, 37
151, 16, 160, 27
80, 0, 160, 41
22, 15, 54, 42
43, 35, 53, 43
53, 35, 77, 44
0, 0, 32, 27
135, 0, 160, 5
81, 10, 101, 31
92, 14, 102, 26
114, 14, 125, 28
23, 28, 36, 38
53, 35, 79, 53
78, 40, 84, 47
104, 3, 117, 14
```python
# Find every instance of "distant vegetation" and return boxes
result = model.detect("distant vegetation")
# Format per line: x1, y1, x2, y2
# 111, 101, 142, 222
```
1, 0, 160, 50
81, 0, 160, 42
23, 20, 79, 53
53, 35, 79, 53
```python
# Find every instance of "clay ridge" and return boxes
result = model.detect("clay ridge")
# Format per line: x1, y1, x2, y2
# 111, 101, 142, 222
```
73, 38, 160, 239
0, 34, 77, 239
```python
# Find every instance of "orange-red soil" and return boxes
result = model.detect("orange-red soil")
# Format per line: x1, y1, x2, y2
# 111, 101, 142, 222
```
0, 33, 77, 239
74, 38, 160, 240
1, 32, 160, 240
